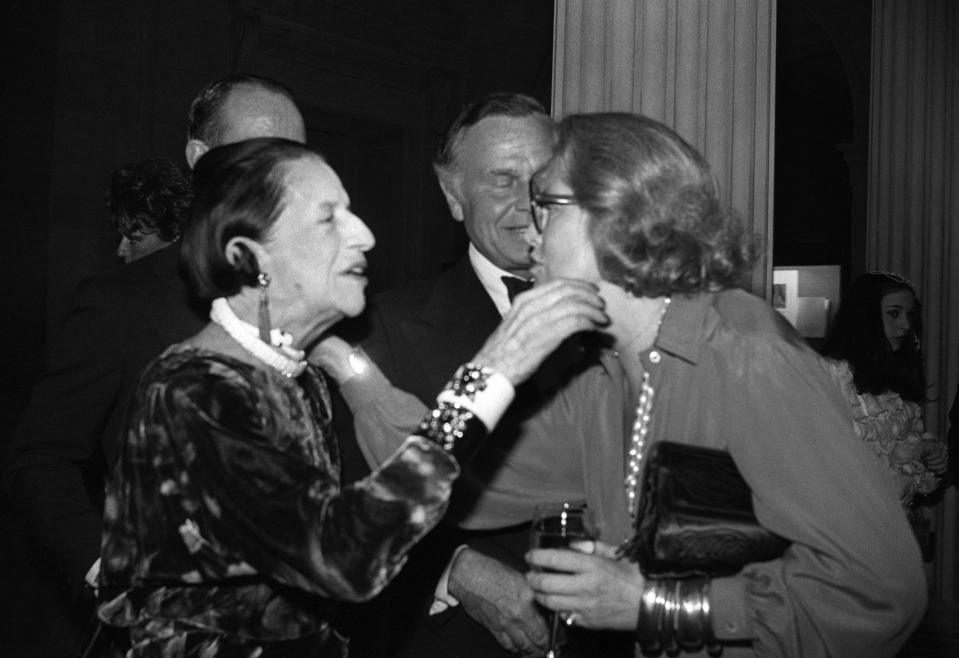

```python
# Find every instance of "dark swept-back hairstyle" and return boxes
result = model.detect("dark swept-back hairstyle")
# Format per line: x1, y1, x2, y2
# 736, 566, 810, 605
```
822, 272, 925, 401
433, 92, 553, 174
107, 157, 192, 242
554, 112, 757, 297
182, 137, 321, 301
186, 74, 296, 146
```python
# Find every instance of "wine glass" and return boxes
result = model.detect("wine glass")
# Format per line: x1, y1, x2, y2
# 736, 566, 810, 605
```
528, 502, 597, 658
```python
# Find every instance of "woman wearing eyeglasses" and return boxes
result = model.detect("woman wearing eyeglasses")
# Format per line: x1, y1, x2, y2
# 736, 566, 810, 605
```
317, 113, 926, 657
522, 113, 925, 657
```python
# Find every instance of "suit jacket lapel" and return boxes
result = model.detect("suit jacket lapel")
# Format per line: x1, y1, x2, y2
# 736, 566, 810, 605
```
402, 256, 501, 396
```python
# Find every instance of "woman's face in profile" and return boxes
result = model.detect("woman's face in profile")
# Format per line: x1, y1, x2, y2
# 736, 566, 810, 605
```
880, 289, 915, 352
527, 157, 601, 286
262, 156, 375, 323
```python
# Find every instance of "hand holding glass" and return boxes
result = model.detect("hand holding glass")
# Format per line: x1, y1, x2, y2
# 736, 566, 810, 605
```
528, 503, 596, 657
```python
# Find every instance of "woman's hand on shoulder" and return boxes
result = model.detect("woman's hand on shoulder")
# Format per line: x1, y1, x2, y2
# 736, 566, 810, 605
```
473, 280, 608, 385
525, 540, 643, 632
308, 335, 370, 384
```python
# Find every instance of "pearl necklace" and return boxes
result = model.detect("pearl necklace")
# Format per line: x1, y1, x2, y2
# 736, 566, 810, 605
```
210, 298, 307, 378
625, 297, 671, 519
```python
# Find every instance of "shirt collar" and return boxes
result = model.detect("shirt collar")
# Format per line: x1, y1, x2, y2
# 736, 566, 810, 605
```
648, 292, 715, 366
468, 243, 528, 316
590, 293, 712, 377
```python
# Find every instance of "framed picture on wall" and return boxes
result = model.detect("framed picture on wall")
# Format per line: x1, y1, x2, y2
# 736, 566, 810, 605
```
772, 265, 841, 339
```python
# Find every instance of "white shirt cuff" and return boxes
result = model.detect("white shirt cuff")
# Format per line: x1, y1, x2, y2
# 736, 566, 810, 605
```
437, 369, 514, 432
85, 558, 101, 589
429, 544, 470, 615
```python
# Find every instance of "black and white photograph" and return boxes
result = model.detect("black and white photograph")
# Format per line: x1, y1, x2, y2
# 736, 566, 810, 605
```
1, 1, 956, 657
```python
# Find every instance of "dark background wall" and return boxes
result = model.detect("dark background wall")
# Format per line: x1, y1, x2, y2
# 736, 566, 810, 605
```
774, 0, 871, 282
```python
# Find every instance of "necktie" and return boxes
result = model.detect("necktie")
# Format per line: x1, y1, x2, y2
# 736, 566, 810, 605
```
501, 276, 533, 303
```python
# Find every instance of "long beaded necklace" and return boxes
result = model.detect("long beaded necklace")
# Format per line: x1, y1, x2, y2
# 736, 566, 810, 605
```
210, 298, 307, 378
624, 297, 671, 519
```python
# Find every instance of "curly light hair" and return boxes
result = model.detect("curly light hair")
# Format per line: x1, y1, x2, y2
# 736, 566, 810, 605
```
554, 112, 757, 297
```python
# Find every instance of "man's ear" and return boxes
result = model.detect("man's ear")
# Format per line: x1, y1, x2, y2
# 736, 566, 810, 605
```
436, 173, 465, 223
185, 139, 210, 170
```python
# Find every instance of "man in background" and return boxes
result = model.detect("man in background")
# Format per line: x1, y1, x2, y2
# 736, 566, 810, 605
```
108, 156, 193, 264
352, 93, 610, 657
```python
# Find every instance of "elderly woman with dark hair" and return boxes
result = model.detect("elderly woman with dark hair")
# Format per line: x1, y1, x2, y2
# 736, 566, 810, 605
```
522, 113, 926, 657
107, 156, 193, 263
96, 137, 607, 656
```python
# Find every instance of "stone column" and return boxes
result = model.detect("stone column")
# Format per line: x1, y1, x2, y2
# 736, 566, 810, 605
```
553, 0, 777, 296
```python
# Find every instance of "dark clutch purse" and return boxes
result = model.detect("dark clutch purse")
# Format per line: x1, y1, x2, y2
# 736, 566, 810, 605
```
623, 441, 790, 579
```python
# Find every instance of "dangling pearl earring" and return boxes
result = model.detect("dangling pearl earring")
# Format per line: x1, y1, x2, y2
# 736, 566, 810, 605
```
257, 272, 271, 344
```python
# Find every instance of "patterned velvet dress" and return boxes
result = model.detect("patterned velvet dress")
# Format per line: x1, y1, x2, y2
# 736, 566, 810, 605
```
98, 345, 471, 656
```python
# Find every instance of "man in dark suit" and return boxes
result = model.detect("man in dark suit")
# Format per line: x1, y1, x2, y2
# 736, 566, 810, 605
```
354, 93, 600, 657
2, 74, 306, 617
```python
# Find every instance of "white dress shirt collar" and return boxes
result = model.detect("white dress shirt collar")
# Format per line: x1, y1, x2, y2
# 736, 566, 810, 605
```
468, 243, 529, 317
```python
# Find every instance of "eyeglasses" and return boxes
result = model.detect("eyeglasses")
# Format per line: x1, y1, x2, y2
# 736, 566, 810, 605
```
528, 179, 579, 233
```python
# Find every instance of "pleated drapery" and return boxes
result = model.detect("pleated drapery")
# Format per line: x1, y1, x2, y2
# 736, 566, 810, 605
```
552, 0, 777, 296
868, 0, 959, 602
